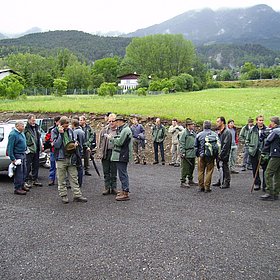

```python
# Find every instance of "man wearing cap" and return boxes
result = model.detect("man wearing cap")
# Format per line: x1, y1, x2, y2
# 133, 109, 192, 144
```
51, 116, 87, 204
109, 115, 132, 201
260, 116, 280, 201
239, 118, 254, 171
99, 113, 118, 195
179, 118, 197, 188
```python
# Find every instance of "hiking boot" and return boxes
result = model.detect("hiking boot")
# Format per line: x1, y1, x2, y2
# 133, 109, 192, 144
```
22, 185, 30, 192
230, 170, 239, 174
110, 189, 118, 195
134, 160, 140, 164
212, 181, 221, 187
25, 182, 32, 189
205, 189, 212, 193
102, 189, 110, 195
174, 163, 180, 167
198, 188, 205, 192
61, 196, 69, 204
73, 196, 88, 203
48, 180, 55, 186
180, 182, 190, 188
254, 185, 261, 191
153, 161, 159, 165
84, 171, 92, 176
115, 191, 130, 201
162, 161, 165, 165
14, 189, 27, 195
32, 180, 43, 187
169, 163, 175, 166
188, 180, 198, 186
260, 193, 278, 201
241, 166, 246, 171
220, 184, 230, 189
143, 161, 147, 165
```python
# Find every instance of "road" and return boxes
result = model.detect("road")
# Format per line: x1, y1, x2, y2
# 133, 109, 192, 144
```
0, 162, 279, 280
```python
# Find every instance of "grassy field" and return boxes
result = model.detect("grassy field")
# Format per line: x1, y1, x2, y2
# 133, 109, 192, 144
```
0, 87, 278, 126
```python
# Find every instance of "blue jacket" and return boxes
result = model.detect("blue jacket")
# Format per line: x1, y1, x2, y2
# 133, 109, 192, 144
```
195, 129, 215, 157
263, 126, 280, 158
7, 129, 27, 161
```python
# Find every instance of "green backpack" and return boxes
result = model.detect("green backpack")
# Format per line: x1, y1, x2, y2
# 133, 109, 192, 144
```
204, 133, 221, 158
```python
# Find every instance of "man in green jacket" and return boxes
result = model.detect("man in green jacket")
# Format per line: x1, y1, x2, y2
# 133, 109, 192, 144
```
179, 118, 197, 188
24, 114, 43, 187
246, 115, 267, 191
152, 118, 167, 165
110, 115, 132, 201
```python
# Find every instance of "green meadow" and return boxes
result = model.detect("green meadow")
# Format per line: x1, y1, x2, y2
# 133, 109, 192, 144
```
0, 87, 278, 126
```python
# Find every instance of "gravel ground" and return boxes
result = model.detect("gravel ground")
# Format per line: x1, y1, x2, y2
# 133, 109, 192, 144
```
0, 162, 279, 280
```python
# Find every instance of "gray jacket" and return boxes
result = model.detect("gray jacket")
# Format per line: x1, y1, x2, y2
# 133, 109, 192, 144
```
195, 129, 215, 157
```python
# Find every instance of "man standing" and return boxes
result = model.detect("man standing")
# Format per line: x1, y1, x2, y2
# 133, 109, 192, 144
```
246, 115, 267, 191
179, 118, 197, 188
227, 119, 239, 174
168, 119, 184, 167
99, 113, 118, 195
79, 115, 96, 176
239, 118, 254, 171
45, 116, 60, 186
260, 116, 280, 201
152, 118, 166, 165
213, 117, 232, 189
195, 120, 219, 193
52, 116, 87, 204
71, 118, 85, 188
24, 114, 43, 187
130, 116, 146, 165
110, 115, 132, 201
7, 121, 30, 195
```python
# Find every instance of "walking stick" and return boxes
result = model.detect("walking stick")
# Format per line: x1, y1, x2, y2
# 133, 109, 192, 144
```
250, 156, 262, 193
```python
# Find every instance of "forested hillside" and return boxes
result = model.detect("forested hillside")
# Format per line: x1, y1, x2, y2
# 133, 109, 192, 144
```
0, 30, 131, 62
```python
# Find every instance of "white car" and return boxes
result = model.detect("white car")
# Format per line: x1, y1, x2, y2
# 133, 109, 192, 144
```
0, 122, 48, 172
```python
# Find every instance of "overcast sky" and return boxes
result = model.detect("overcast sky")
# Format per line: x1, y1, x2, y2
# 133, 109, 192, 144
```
1, 0, 279, 35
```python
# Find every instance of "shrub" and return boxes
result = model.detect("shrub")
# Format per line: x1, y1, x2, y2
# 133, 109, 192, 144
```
0, 75, 24, 99
207, 81, 222, 89
137, 87, 147, 96
53, 78, 67, 97
98, 82, 117, 96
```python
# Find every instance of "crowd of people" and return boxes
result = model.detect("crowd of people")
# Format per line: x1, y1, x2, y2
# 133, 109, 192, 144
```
7, 113, 280, 203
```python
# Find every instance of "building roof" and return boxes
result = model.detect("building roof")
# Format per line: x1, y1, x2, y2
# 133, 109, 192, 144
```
117, 73, 140, 80
0, 69, 19, 75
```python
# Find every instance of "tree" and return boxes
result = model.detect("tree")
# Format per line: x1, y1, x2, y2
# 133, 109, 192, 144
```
53, 78, 68, 96
64, 62, 91, 89
122, 34, 196, 78
91, 56, 120, 83
0, 75, 24, 99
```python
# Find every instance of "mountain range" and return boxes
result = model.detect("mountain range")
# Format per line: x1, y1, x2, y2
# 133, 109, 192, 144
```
127, 4, 280, 51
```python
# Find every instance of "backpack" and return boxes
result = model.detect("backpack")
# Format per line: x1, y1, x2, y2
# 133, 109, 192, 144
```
204, 133, 221, 158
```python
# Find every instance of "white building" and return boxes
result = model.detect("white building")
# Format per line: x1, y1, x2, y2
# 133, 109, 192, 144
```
118, 73, 140, 92
0, 69, 19, 80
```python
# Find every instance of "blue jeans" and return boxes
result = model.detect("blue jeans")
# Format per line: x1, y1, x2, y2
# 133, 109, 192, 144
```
49, 152, 56, 181
116, 161, 129, 192
153, 141, 165, 162
14, 153, 27, 190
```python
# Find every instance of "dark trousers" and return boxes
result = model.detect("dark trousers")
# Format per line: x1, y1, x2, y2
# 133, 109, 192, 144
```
181, 157, 195, 182
153, 141, 165, 162
250, 152, 267, 190
116, 161, 129, 192
77, 165, 83, 187
14, 153, 27, 190
102, 150, 117, 190
26, 151, 40, 181
219, 160, 230, 186
83, 148, 90, 172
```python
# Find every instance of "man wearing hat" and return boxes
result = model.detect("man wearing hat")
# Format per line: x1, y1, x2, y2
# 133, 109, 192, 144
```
109, 115, 132, 201
179, 118, 197, 188
260, 116, 280, 201
51, 116, 87, 204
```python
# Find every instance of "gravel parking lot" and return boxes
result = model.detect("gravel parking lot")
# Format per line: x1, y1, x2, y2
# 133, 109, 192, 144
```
0, 162, 279, 280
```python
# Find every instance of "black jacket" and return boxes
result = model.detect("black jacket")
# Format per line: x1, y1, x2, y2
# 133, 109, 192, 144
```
263, 126, 280, 158
218, 127, 232, 161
